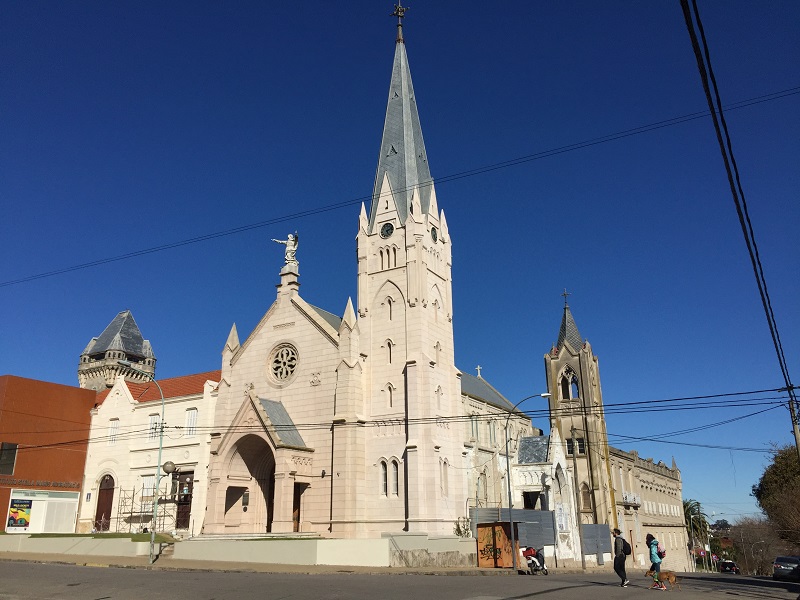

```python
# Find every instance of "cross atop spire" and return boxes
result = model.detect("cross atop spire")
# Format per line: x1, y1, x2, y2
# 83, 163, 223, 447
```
391, 3, 409, 44
561, 288, 571, 307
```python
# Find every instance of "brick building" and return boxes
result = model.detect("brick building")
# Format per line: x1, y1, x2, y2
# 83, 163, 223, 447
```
0, 376, 97, 533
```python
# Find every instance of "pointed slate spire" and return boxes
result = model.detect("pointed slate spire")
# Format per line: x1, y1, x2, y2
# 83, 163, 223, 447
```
556, 290, 583, 352
369, 3, 433, 230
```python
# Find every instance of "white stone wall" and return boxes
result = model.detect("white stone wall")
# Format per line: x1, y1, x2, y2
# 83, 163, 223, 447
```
77, 375, 218, 536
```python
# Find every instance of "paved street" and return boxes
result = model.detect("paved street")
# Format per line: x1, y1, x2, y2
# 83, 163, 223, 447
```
0, 560, 798, 600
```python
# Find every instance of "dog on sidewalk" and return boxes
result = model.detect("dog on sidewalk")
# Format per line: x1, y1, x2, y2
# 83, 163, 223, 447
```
644, 569, 681, 591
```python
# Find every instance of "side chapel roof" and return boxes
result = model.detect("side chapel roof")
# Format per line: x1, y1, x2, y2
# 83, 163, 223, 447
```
459, 371, 515, 412
258, 398, 308, 449
95, 370, 221, 403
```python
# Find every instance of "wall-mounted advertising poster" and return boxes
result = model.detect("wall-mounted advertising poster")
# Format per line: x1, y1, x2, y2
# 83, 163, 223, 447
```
7, 499, 32, 531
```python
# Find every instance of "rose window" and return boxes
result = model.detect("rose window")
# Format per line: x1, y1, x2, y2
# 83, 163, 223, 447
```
270, 344, 298, 381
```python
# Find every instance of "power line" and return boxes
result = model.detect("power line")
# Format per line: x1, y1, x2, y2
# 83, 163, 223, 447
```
681, 0, 799, 459
7, 390, 786, 454
1, 86, 797, 289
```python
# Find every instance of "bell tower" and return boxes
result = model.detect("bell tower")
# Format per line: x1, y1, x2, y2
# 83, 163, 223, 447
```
355, 3, 465, 534
544, 292, 615, 526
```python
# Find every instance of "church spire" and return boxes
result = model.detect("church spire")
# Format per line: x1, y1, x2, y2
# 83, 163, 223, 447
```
556, 289, 584, 352
369, 3, 433, 230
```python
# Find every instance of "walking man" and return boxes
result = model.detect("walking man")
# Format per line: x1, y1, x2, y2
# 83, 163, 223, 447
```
612, 528, 629, 587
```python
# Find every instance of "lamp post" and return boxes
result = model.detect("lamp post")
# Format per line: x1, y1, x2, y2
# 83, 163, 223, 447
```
750, 540, 765, 575
505, 392, 551, 572
118, 360, 165, 564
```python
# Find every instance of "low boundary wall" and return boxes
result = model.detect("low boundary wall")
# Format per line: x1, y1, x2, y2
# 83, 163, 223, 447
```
0, 534, 477, 568
0, 535, 149, 557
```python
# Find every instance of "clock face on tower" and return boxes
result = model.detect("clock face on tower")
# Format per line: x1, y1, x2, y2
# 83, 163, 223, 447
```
380, 222, 394, 239
430, 226, 438, 242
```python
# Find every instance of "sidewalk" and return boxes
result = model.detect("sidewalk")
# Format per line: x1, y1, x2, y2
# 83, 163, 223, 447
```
0, 551, 519, 576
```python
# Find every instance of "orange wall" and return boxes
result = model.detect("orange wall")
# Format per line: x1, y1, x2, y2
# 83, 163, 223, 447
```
0, 376, 97, 517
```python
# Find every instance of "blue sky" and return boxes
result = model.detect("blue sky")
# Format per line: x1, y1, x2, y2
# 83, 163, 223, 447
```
2, 1, 798, 523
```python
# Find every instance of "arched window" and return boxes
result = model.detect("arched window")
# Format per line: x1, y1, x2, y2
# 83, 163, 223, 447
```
386, 340, 393, 364
379, 248, 385, 270
440, 459, 449, 497
477, 473, 488, 506
435, 386, 443, 410
434, 341, 441, 365
560, 368, 579, 400
381, 461, 388, 496
386, 384, 394, 408
392, 246, 397, 267
391, 460, 399, 495
580, 483, 592, 511
386, 297, 393, 321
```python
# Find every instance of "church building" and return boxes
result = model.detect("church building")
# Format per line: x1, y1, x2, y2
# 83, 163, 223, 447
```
199, 8, 532, 539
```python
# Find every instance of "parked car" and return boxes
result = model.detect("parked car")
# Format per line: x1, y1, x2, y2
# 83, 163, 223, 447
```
719, 560, 740, 574
772, 556, 800, 581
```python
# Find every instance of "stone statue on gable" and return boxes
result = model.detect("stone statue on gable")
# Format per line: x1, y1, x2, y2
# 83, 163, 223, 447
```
272, 232, 299, 266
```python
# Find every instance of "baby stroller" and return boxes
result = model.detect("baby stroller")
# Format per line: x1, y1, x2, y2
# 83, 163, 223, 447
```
522, 546, 548, 575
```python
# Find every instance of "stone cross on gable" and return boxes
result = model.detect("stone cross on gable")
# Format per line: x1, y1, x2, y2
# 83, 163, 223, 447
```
475, 365, 482, 378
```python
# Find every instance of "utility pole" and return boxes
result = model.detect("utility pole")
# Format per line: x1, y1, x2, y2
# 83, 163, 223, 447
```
788, 395, 800, 463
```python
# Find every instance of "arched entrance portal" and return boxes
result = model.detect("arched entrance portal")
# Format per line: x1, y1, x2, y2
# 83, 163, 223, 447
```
224, 435, 276, 533
94, 474, 114, 532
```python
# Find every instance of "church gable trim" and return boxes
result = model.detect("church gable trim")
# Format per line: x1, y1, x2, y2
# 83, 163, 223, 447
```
231, 302, 279, 364
291, 297, 340, 347
213, 386, 313, 459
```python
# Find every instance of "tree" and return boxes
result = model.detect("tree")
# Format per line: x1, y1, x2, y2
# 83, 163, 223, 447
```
684, 498, 708, 547
729, 516, 790, 575
711, 519, 731, 532
752, 445, 800, 544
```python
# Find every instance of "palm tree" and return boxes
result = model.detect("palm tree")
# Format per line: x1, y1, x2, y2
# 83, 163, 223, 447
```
684, 499, 710, 567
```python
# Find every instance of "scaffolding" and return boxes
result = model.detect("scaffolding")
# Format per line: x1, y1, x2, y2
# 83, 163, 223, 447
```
115, 483, 177, 534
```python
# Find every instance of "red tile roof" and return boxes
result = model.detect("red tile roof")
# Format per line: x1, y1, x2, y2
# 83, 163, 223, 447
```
96, 371, 221, 404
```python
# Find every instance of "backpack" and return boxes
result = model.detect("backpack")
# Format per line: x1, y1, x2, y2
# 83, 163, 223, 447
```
622, 538, 632, 556
657, 542, 666, 559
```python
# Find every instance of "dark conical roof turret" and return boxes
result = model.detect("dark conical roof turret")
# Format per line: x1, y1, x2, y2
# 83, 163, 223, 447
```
556, 290, 583, 352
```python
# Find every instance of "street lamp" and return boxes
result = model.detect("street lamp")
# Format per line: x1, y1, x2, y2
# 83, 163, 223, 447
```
505, 392, 551, 572
118, 360, 165, 564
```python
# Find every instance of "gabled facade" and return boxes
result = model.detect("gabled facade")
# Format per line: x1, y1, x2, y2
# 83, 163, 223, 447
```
77, 371, 219, 536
